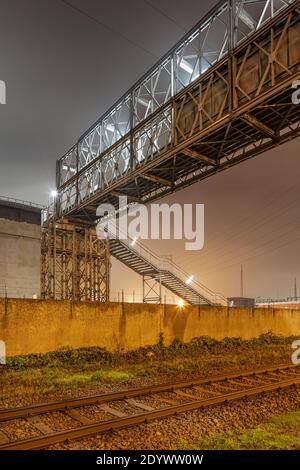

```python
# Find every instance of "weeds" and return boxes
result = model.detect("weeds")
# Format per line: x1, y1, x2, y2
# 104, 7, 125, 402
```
5, 332, 296, 371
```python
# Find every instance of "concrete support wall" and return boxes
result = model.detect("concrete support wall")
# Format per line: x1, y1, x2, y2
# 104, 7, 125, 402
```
0, 219, 41, 299
0, 299, 300, 357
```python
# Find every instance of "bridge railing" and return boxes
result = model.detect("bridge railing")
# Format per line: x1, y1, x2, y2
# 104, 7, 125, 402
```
56, 0, 293, 196
0, 195, 44, 210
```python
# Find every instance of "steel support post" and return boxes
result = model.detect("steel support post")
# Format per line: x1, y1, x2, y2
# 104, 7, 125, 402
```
143, 274, 162, 304
41, 220, 110, 302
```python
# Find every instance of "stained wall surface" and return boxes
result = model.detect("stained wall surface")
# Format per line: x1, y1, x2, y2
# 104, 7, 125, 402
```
0, 200, 41, 299
0, 299, 299, 357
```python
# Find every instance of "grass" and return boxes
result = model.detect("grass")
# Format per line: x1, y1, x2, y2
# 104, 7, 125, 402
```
0, 366, 137, 388
176, 410, 300, 450
47, 369, 135, 386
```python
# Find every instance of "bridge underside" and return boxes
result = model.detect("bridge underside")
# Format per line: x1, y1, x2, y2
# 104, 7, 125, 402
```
78, 86, 300, 219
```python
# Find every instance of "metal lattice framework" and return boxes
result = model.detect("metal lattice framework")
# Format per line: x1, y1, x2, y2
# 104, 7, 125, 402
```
54, 0, 300, 225
41, 220, 110, 301
143, 275, 162, 304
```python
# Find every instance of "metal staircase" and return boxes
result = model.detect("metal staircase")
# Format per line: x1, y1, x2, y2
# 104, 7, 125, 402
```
109, 235, 226, 306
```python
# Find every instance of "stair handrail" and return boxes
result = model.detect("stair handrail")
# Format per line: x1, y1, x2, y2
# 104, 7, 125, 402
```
105, 221, 227, 305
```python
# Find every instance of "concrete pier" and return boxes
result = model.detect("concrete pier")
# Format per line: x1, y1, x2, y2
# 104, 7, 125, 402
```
0, 198, 42, 299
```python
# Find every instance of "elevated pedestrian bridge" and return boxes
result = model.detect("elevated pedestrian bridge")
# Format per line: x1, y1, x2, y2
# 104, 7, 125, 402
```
54, 0, 300, 225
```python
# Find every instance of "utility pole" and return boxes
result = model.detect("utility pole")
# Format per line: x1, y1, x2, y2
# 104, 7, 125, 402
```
294, 278, 298, 300
240, 265, 244, 298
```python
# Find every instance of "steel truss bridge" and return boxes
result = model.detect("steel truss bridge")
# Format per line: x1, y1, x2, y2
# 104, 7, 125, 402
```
42, 0, 300, 304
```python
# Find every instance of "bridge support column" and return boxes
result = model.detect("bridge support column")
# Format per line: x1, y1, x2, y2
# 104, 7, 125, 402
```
41, 220, 110, 301
142, 274, 161, 304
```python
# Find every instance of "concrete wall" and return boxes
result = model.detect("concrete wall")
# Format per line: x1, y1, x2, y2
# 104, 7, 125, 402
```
0, 218, 41, 299
1, 299, 300, 357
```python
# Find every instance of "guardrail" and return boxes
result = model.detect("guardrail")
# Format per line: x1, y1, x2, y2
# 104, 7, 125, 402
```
0, 195, 45, 210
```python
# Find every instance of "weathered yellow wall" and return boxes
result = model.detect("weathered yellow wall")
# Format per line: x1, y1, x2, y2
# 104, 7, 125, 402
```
0, 299, 300, 357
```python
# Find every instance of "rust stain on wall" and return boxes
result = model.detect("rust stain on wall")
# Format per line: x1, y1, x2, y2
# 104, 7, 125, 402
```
0, 299, 300, 357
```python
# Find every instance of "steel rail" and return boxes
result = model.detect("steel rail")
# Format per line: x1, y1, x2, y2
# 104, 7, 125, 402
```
0, 364, 300, 450
1, 371, 300, 450
0, 364, 297, 423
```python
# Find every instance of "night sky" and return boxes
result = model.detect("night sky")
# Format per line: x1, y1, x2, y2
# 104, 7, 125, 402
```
0, 0, 299, 300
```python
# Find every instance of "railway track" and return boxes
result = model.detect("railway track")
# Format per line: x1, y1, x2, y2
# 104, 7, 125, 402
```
0, 364, 299, 450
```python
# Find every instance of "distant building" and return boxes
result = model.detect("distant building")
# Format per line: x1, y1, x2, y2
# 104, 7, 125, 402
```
256, 299, 300, 309
0, 197, 42, 299
227, 297, 255, 308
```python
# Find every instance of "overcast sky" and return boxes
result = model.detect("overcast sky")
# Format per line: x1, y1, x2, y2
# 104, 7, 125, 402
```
0, 0, 299, 300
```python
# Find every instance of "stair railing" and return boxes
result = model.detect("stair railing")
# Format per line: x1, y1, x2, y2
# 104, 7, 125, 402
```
106, 221, 227, 305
